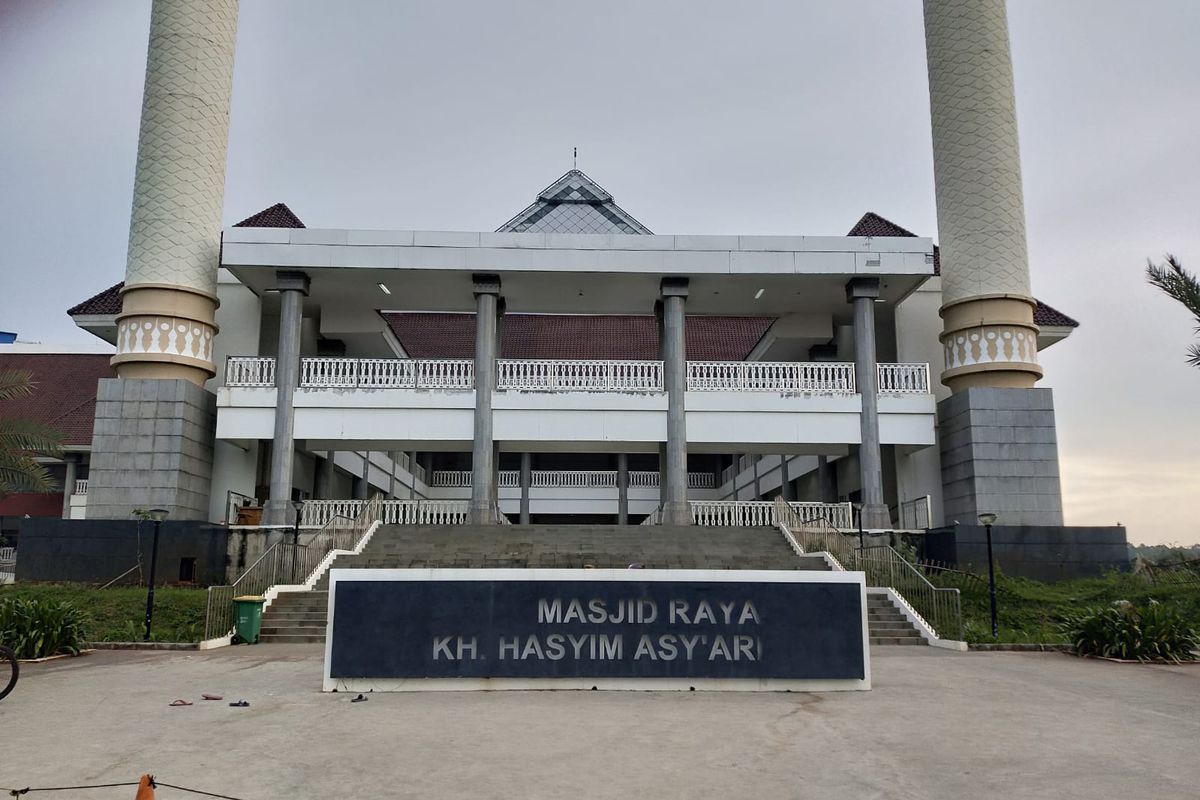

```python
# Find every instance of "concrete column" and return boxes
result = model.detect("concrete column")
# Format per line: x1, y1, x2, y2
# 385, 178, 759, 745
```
61, 454, 79, 519
779, 455, 792, 502
263, 271, 310, 526
313, 451, 334, 499
519, 452, 532, 525
847, 277, 890, 529
388, 451, 398, 499
751, 456, 761, 500
616, 453, 629, 525
469, 274, 501, 524
817, 456, 837, 503
925, 0, 1040, 391
110, 0, 239, 385
661, 278, 690, 525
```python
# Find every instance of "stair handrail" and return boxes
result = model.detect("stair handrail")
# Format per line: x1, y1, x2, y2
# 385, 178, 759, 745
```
771, 497, 963, 641
772, 497, 855, 569
855, 544, 963, 641
203, 495, 384, 642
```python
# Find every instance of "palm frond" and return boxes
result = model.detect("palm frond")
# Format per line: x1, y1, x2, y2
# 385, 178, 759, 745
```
0, 457, 59, 497
0, 417, 63, 456
0, 369, 37, 402
1146, 255, 1200, 368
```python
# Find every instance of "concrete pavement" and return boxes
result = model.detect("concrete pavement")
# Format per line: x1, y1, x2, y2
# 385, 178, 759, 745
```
1, 645, 1196, 799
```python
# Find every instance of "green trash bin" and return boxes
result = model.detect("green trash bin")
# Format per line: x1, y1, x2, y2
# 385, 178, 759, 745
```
232, 595, 266, 644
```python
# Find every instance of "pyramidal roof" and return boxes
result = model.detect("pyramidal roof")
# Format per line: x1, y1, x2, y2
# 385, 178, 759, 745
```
497, 169, 652, 235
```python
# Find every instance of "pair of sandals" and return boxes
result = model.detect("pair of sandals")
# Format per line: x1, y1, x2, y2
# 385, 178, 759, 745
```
169, 694, 248, 707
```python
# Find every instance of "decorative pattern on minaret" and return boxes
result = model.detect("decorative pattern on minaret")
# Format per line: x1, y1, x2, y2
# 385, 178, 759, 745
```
113, 0, 239, 383
924, 0, 1040, 390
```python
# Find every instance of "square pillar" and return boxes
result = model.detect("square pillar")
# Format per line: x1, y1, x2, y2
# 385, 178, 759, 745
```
779, 455, 792, 502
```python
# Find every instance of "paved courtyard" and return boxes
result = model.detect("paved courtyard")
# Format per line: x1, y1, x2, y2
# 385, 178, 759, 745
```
1, 645, 1196, 799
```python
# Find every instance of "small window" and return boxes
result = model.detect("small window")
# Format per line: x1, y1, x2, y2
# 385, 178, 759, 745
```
178, 557, 197, 583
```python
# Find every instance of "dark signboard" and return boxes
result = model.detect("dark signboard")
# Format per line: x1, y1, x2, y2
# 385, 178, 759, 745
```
326, 569, 867, 688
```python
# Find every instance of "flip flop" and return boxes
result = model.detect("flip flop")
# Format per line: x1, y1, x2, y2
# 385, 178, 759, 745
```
201, 693, 223, 701
351, 694, 368, 703
229, 700, 250, 707
169, 699, 192, 706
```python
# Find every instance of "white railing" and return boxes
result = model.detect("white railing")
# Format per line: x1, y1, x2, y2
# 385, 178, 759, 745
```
497, 360, 663, 392
415, 359, 474, 389
226, 356, 276, 387
426, 470, 717, 490
73, 479, 88, 495
302, 498, 470, 526
685, 500, 855, 530
299, 358, 473, 389
877, 362, 930, 393
430, 470, 473, 488
687, 362, 856, 393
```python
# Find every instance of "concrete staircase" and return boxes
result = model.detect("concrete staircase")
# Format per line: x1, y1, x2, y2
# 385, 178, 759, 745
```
867, 593, 927, 646
258, 524, 925, 645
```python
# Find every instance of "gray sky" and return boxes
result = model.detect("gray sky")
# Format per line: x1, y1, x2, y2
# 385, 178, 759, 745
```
1, 1, 1197, 544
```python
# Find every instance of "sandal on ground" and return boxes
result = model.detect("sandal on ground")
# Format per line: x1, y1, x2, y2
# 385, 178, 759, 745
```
351, 694, 368, 703
169, 699, 193, 706
201, 693, 223, 701
229, 700, 250, 707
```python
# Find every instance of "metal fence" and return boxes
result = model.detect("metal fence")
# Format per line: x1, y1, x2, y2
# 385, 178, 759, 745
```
0, 547, 14, 585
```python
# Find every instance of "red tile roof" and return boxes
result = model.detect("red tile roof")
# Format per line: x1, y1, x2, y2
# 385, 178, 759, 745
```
67, 283, 124, 316
847, 211, 1078, 328
382, 313, 774, 360
68, 203, 307, 318
0, 353, 116, 446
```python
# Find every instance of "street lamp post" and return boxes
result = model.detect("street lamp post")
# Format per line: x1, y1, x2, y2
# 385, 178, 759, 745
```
291, 500, 304, 583
142, 508, 169, 642
978, 512, 999, 639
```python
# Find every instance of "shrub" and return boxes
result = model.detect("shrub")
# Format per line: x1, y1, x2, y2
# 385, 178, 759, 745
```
0, 597, 89, 659
1061, 600, 1199, 663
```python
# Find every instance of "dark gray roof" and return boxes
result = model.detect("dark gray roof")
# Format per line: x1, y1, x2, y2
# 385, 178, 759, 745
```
497, 170, 653, 235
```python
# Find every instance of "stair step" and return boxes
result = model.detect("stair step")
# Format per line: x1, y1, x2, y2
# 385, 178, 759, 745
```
257, 633, 326, 644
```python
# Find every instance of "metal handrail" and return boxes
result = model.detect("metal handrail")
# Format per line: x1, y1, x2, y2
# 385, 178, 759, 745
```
203, 495, 383, 641
772, 497, 962, 641
855, 545, 963, 641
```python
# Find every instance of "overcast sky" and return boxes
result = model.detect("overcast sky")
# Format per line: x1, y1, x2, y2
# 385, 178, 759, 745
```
1, 1, 1196, 544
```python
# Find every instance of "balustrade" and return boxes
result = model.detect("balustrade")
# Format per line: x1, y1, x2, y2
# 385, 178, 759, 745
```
426, 470, 715, 489
225, 356, 276, 387
877, 363, 930, 394
497, 360, 663, 392
73, 479, 89, 495
228, 356, 930, 397
687, 362, 856, 393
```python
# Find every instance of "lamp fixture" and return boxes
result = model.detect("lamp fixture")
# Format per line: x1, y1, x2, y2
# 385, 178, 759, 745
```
377, 283, 391, 295
753, 288, 764, 300
147, 508, 169, 522
977, 513, 997, 526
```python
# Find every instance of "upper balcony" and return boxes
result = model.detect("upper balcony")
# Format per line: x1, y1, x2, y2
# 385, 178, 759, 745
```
218, 356, 934, 452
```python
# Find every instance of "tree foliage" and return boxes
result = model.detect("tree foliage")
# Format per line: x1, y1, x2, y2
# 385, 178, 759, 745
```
0, 369, 64, 497
1146, 254, 1200, 367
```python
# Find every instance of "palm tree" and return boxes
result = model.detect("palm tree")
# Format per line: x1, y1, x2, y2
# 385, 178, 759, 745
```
0, 369, 64, 497
1146, 254, 1200, 368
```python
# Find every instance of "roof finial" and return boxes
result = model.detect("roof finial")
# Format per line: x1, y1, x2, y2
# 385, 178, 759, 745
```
573, 146, 577, 170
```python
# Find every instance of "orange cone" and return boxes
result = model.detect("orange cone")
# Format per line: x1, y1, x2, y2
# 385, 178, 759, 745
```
135, 774, 155, 799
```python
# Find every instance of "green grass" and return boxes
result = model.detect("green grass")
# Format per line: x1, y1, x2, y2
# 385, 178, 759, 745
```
928, 569, 1200, 644
0, 584, 208, 643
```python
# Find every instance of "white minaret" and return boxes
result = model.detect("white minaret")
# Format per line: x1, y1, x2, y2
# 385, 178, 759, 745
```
924, 0, 1041, 391
111, 0, 239, 385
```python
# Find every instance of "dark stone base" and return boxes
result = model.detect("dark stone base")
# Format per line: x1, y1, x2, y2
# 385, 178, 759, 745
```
925, 524, 1129, 582
938, 387, 1064, 527
86, 378, 216, 520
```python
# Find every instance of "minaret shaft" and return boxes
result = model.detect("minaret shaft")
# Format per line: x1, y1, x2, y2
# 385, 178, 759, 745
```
924, 0, 1040, 391
112, 0, 239, 384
